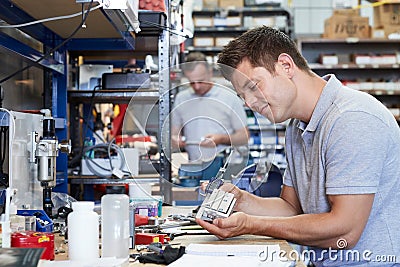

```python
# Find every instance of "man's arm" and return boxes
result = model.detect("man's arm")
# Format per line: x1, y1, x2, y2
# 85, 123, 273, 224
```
197, 189, 374, 249
201, 127, 249, 147
223, 184, 302, 216
171, 126, 185, 150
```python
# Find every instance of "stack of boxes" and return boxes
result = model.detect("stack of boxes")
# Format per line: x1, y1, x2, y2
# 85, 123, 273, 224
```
324, 1, 400, 39
373, 1, 400, 38
193, 0, 281, 48
203, 0, 244, 8
323, 9, 370, 39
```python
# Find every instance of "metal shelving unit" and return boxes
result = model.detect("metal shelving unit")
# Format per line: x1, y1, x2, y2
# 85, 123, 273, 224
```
68, 43, 173, 202
68, 89, 160, 103
0, 1, 173, 200
298, 38, 400, 123
0, 1, 69, 192
187, 6, 293, 55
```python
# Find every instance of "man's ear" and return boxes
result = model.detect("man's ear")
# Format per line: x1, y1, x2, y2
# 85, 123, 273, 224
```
277, 53, 295, 78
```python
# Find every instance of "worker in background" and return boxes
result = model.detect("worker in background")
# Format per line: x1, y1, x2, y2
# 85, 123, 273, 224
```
171, 52, 249, 163
196, 26, 400, 266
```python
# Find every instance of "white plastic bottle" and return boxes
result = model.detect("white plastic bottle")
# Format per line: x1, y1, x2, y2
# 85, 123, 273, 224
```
101, 194, 130, 259
68, 201, 99, 261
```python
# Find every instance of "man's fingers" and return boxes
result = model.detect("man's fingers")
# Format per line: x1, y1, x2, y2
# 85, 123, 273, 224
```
219, 183, 237, 193
196, 218, 222, 233
196, 218, 230, 239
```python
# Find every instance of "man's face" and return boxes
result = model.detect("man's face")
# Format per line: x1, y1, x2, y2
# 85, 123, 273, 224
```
231, 58, 296, 123
184, 63, 213, 96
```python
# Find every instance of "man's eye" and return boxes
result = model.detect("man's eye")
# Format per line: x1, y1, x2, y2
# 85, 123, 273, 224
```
249, 82, 259, 91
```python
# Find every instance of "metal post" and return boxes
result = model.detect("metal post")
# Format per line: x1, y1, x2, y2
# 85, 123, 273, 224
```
158, 1, 172, 204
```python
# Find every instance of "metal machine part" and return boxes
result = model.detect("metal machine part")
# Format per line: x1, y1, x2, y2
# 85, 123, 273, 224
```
29, 110, 71, 217
195, 189, 236, 222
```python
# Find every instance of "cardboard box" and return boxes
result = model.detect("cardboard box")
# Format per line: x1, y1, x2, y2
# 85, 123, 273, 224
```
333, 8, 359, 16
371, 28, 386, 38
226, 16, 242, 26
203, 0, 219, 8
373, 2, 400, 37
215, 37, 234, 47
320, 54, 339, 65
243, 16, 275, 28
194, 17, 213, 27
244, 0, 282, 6
219, 0, 244, 8
353, 54, 371, 65
324, 13, 370, 39
193, 37, 215, 47
214, 17, 227, 27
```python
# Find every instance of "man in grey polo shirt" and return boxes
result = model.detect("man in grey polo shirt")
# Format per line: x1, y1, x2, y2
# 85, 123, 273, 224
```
196, 26, 400, 266
171, 52, 249, 162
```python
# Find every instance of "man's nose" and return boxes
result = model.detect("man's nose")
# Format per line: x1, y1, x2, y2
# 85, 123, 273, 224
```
192, 82, 202, 90
245, 94, 257, 109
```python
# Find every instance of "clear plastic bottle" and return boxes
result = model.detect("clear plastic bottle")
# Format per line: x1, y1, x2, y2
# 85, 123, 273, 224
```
101, 194, 130, 259
68, 201, 99, 261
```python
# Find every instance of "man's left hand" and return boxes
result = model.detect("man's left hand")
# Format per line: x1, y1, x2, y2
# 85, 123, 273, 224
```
195, 212, 250, 239
200, 134, 229, 147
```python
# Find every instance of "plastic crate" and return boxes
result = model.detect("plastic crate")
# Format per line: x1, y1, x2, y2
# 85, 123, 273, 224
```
17, 210, 53, 233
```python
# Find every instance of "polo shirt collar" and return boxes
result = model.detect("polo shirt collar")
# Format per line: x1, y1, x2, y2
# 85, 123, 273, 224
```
189, 85, 217, 97
299, 74, 341, 132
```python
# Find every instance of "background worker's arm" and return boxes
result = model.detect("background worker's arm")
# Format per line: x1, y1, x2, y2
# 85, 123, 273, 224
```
171, 126, 185, 150
201, 127, 249, 147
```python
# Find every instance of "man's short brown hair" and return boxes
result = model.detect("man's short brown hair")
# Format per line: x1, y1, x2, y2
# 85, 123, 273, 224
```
217, 26, 311, 80
182, 52, 211, 72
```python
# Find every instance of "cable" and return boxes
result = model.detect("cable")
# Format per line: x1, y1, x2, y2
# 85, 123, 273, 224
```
78, 115, 106, 143
68, 84, 101, 168
0, 0, 95, 85
353, 0, 388, 9
0, 3, 103, 28
139, 19, 192, 38
107, 138, 115, 171
82, 143, 127, 178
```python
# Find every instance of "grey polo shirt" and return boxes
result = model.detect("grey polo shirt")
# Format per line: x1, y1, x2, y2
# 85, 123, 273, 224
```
172, 85, 247, 162
284, 74, 400, 266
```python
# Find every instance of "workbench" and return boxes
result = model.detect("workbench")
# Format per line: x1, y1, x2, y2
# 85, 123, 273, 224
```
53, 206, 306, 266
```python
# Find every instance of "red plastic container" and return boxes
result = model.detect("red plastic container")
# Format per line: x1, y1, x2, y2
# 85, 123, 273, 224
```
11, 231, 55, 260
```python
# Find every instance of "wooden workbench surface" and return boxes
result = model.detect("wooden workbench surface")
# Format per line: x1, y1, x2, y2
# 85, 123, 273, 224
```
54, 206, 306, 266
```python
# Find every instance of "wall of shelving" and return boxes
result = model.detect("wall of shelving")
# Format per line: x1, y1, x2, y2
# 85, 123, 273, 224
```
298, 38, 400, 122
187, 6, 293, 61
285, 0, 373, 37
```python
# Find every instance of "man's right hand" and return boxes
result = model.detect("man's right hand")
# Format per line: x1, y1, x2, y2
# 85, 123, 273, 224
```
218, 183, 246, 212
171, 135, 186, 149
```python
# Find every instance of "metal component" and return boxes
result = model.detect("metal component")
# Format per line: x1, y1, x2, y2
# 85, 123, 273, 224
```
59, 140, 72, 154
148, 217, 164, 226
103, 0, 141, 36
196, 189, 236, 222
28, 131, 38, 163
158, 0, 172, 205
43, 187, 53, 217
37, 139, 58, 184
31, 111, 71, 217
0, 32, 64, 74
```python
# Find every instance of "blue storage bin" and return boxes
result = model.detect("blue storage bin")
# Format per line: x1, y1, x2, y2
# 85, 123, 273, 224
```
17, 209, 53, 233
177, 156, 224, 187
201, 156, 223, 180
232, 163, 283, 198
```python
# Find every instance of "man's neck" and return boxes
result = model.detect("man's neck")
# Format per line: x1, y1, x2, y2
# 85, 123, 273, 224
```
292, 72, 327, 123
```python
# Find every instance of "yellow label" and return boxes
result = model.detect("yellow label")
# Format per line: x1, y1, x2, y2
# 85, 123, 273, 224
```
38, 236, 50, 243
